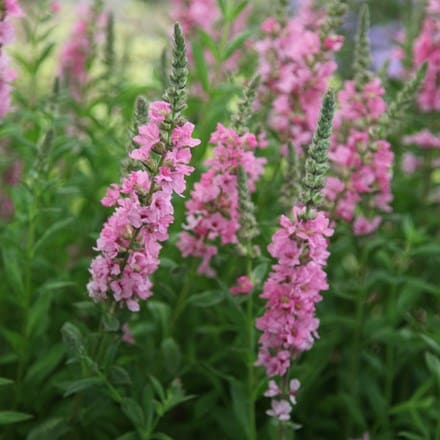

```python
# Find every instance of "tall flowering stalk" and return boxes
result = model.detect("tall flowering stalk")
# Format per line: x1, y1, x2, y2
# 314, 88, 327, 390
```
256, 91, 335, 425
177, 78, 266, 277
87, 24, 200, 312
0, 0, 23, 118
170, 0, 249, 76
59, 2, 106, 101
399, 1, 439, 201
413, 0, 440, 112
255, 0, 345, 154
325, 6, 394, 236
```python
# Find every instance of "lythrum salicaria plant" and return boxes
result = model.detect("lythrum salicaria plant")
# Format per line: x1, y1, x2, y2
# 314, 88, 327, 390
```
0, 0, 439, 439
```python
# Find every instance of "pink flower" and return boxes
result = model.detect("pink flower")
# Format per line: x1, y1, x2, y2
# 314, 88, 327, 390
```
50, 2, 61, 14
131, 122, 161, 160
413, 5, 440, 112
288, 379, 300, 405
148, 101, 171, 124
327, 78, 393, 233
5, 0, 24, 17
353, 216, 382, 236
88, 101, 200, 311
230, 275, 253, 295
266, 399, 292, 421
256, 11, 343, 152
403, 130, 440, 149
59, 6, 106, 101
264, 380, 281, 398
401, 153, 421, 174
122, 323, 135, 344
0, 1, 23, 118
178, 124, 266, 276
256, 207, 333, 377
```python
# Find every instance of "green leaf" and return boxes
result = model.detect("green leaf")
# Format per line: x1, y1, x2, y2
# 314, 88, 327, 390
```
0, 377, 14, 386
149, 376, 166, 401
61, 322, 86, 359
151, 434, 173, 440
34, 42, 56, 72
425, 352, 440, 385
32, 217, 74, 254
27, 292, 52, 337
25, 344, 65, 384
223, 29, 254, 60
108, 366, 132, 386
121, 397, 145, 428
228, 0, 248, 21
216, 0, 227, 16
187, 290, 224, 307
229, 379, 249, 438
0, 411, 33, 425
191, 41, 209, 93
63, 377, 104, 397
27, 417, 70, 440
198, 30, 220, 61
161, 338, 181, 374
102, 313, 120, 332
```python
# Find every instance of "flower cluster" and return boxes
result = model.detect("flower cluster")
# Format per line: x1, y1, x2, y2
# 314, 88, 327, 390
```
170, 0, 249, 77
255, 8, 343, 153
325, 78, 394, 235
413, 0, 440, 112
87, 101, 200, 311
177, 124, 266, 276
256, 206, 333, 419
59, 5, 105, 101
0, 0, 23, 118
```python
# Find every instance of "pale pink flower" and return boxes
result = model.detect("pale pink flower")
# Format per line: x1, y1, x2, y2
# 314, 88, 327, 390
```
266, 399, 292, 421
230, 275, 253, 295
122, 323, 135, 344
401, 153, 421, 175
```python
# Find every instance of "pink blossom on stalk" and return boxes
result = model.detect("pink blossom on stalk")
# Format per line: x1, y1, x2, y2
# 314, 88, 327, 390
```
230, 275, 253, 295
256, 206, 332, 421
122, 323, 135, 345
59, 6, 106, 101
88, 101, 200, 311
177, 124, 266, 276
266, 399, 292, 422
256, 206, 333, 378
325, 78, 394, 235
256, 10, 343, 153
403, 130, 440, 149
401, 153, 421, 175
0, 0, 23, 118
412, 3, 440, 112
170, 0, 250, 85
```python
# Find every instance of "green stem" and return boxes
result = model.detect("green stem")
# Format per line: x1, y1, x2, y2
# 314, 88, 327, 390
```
245, 246, 256, 440
347, 236, 367, 437
170, 259, 196, 333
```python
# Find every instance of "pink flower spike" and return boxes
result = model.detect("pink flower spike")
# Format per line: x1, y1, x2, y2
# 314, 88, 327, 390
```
230, 275, 253, 295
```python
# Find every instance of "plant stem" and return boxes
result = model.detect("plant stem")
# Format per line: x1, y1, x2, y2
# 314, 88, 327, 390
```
347, 236, 367, 437
170, 260, 196, 333
246, 247, 257, 440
